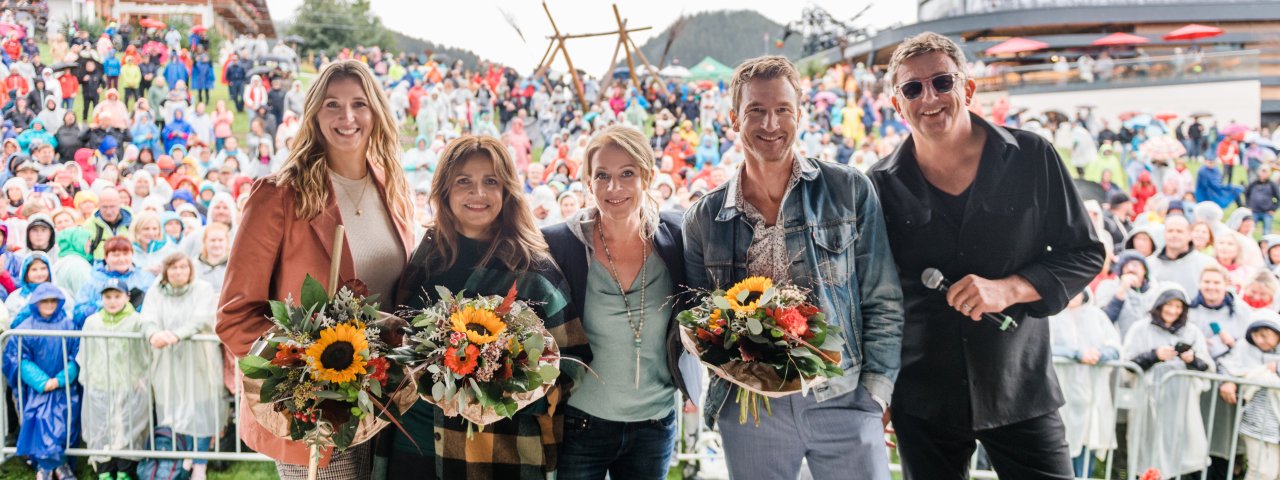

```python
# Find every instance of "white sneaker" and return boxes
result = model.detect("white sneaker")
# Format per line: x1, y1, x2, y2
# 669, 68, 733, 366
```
182, 458, 193, 471
190, 464, 207, 480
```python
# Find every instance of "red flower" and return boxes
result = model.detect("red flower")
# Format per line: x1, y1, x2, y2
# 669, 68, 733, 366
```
366, 357, 390, 386
444, 345, 480, 376
695, 327, 720, 344
270, 344, 303, 367
775, 307, 809, 338
796, 304, 820, 318
1140, 468, 1162, 480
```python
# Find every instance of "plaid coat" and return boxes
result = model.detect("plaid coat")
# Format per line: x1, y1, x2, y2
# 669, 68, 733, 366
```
387, 232, 591, 479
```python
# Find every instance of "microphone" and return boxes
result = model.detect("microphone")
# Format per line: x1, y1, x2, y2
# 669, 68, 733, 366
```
921, 268, 1018, 331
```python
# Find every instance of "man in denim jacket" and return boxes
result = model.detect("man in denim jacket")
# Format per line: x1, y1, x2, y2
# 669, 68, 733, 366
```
683, 55, 904, 480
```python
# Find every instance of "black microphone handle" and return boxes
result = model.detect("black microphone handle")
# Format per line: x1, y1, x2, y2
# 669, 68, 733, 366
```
938, 284, 1018, 331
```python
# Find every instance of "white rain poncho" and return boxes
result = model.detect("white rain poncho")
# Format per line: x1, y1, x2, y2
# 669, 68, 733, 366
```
1049, 301, 1122, 456
140, 278, 224, 437
1188, 295, 1252, 459
77, 305, 150, 465
1123, 293, 1215, 478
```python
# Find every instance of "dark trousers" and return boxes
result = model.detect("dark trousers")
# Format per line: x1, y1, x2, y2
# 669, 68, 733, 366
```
893, 409, 1075, 480
196, 88, 210, 104
82, 95, 98, 120
229, 84, 244, 112
124, 87, 140, 106
95, 457, 138, 476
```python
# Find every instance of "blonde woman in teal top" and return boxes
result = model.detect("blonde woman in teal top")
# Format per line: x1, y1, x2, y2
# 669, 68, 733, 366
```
543, 125, 704, 480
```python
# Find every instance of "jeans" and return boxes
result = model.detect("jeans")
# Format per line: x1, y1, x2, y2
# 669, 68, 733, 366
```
559, 406, 677, 480
1256, 212, 1274, 236
1072, 448, 1094, 478
175, 433, 213, 466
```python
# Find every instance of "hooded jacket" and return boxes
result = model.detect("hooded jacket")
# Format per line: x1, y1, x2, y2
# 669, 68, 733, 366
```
1099, 250, 1162, 336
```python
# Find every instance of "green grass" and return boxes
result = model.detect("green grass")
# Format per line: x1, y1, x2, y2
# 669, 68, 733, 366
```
0, 456, 278, 479
35, 43, 314, 148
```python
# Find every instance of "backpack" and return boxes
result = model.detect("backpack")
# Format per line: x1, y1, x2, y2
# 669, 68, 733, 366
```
136, 427, 191, 480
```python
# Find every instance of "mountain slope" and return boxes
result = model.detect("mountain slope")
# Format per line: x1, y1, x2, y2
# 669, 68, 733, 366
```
629, 10, 805, 69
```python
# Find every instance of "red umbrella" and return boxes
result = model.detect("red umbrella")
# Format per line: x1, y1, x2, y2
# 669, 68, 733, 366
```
139, 18, 166, 30
191, 25, 207, 35
0, 23, 25, 39
1163, 24, 1223, 42
1091, 32, 1149, 46
1118, 111, 1141, 121
984, 37, 1049, 56
1222, 123, 1250, 136
1155, 112, 1178, 122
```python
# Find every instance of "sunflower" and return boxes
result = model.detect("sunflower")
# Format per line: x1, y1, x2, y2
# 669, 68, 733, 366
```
724, 277, 773, 315
450, 306, 507, 345
304, 323, 369, 384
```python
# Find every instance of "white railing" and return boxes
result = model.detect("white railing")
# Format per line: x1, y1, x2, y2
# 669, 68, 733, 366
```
0, 329, 270, 462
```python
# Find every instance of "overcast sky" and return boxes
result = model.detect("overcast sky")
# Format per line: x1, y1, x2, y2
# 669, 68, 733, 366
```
263, 1, 917, 74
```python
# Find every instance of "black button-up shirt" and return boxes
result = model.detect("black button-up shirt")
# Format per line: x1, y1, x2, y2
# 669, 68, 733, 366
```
868, 114, 1105, 430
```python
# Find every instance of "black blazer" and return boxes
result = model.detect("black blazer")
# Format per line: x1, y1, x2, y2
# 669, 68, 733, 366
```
542, 210, 701, 403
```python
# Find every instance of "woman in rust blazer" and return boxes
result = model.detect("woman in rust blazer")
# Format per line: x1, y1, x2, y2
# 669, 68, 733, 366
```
217, 60, 414, 479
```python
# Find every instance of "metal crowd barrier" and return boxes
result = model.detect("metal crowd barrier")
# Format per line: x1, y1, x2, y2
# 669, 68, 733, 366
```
1145, 368, 1280, 480
0, 329, 270, 463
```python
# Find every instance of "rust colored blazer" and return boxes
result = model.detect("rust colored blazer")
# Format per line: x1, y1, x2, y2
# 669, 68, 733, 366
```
217, 164, 414, 466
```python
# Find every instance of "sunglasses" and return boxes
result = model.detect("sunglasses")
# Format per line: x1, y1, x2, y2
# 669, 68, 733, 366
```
895, 72, 963, 101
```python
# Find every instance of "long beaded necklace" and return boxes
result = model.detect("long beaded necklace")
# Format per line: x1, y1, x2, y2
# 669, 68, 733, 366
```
597, 220, 648, 389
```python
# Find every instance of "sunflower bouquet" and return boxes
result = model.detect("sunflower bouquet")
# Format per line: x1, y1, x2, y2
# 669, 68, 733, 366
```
237, 275, 417, 454
394, 283, 561, 433
677, 276, 845, 425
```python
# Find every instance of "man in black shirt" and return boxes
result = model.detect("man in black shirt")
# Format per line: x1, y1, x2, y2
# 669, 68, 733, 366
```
868, 32, 1104, 479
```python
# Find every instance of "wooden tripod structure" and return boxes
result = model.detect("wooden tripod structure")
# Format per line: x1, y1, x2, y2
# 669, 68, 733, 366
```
602, 4, 664, 95
533, 2, 656, 110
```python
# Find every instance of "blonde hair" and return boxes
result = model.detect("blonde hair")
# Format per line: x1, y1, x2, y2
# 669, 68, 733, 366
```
887, 32, 968, 86
274, 60, 411, 228
729, 55, 802, 115
583, 125, 660, 240
130, 212, 162, 245
201, 222, 231, 260
1200, 262, 1231, 281
427, 135, 548, 273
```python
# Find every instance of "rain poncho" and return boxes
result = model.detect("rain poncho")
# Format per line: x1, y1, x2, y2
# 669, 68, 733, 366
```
1222, 314, 1280, 445
140, 277, 223, 437
1097, 251, 1163, 336
1123, 287, 1215, 478
1194, 163, 1243, 209
1, 284, 81, 470
1049, 294, 1122, 457
77, 300, 149, 465
1188, 291, 1251, 460
161, 107, 192, 153
4, 252, 73, 327
403, 135, 436, 189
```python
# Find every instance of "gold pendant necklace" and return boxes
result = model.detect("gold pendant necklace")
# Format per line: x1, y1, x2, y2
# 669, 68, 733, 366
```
333, 173, 371, 216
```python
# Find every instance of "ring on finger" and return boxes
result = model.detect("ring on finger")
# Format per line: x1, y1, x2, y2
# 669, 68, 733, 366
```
961, 303, 973, 312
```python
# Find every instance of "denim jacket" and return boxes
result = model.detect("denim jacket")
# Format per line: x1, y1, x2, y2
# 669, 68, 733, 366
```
683, 155, 904, 426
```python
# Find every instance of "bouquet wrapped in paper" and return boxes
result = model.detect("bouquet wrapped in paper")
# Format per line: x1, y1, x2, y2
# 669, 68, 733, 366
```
677, 276, 845, 425
394, 284, 561, 434
238, 275, 417, 453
